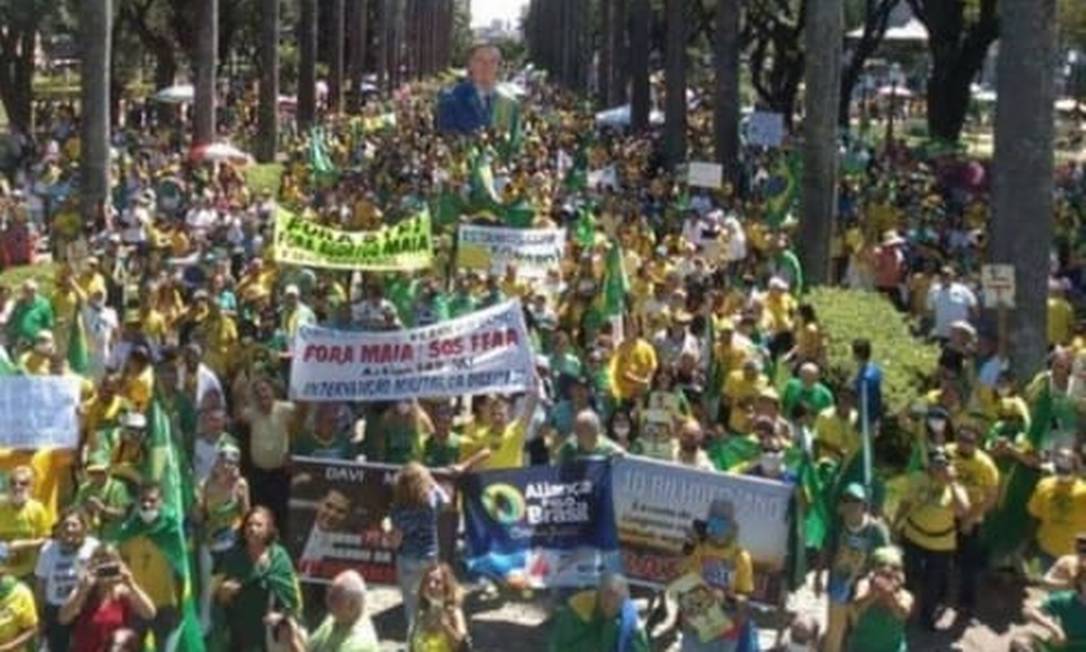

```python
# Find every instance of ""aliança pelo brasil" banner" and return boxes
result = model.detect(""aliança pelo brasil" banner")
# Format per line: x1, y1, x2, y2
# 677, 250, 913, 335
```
274, 208, 433, 271
289, 300, 534, 402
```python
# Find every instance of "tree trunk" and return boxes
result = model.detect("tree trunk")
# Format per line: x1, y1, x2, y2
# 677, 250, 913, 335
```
389, 0, 403, 90
329, 0, 346, 112
837, 0, 899, 129
610, 0, 628, 105
663, 0, 687, 167
298, 0, 318, 128
629, 0, 651, 131
349, 0, 369, 112
925, 61, 977, 142
799, 0, 842, 287
194, 0, 219, 145
0, 27, 35, 134
377, 0, 389, 91
715, 0, 740, 182
598, 0, 612, 105
256, 0, 279, 163
989, 0, 1057, 378
572, 0, 588, 94
80, 0, 112, 224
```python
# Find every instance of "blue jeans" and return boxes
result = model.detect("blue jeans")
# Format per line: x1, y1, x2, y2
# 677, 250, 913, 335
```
397, 554, 433, 638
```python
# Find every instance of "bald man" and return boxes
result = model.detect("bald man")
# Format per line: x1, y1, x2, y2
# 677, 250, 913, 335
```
277, 570, 378, 652
554, 409, 624, 463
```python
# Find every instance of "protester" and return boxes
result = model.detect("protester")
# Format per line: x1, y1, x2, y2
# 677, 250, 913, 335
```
213, 506, 302, 652
195, 443, 249, 630
0, 465, 51, 584
34, 507, 99, 652
1024, 560, 1086, 651
389, 463, 450, 638
548, 572, 650, 652
846, 546, 913, 652
60, 544, 156, 652
276, 570, 379, 652
408, 563, 469, 652
1028, 447, 1086, 568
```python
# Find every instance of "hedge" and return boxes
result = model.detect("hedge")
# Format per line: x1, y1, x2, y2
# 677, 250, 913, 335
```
805, 287, 940, 467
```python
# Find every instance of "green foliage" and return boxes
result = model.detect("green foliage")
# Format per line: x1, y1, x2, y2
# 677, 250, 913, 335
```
806, 287, 939, 466
0, 262, 58, 297
244, 163, 284, 198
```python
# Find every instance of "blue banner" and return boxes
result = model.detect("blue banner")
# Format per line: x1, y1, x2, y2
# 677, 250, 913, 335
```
463, 460, 621, 588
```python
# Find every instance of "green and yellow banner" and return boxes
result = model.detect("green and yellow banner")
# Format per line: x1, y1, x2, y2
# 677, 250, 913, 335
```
274, 208, 433, 271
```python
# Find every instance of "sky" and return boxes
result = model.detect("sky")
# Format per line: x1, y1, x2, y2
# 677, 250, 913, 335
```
470, 0, 530, 28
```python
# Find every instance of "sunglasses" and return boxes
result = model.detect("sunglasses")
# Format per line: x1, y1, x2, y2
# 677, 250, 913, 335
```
10, 480, 29, 488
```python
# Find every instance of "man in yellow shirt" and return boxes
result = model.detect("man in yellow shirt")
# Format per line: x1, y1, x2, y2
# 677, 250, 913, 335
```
0, 575, 37, 652
119, 484, 181, 647
460, 377, 540, 471
947, 426, 999, 617
0, 467, 51, 582
722, 359, 768, 434
1029, 447, 1086, 564
608, 317, 657, 403
814, 388, 860, 462
892, 448, 970, 629
1048, 281, 1074, 347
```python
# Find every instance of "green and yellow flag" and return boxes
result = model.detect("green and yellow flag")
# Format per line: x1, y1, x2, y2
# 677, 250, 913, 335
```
68, 311, 90, 375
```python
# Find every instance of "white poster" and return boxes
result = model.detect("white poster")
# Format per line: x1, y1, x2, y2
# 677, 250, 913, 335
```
611, 456, 794, 601
0, 377, 82, 449
687, 161, 724, 189
746, 111, 785, 148
290, 301, 535, 402
981, 264, 1015, 309
457, 225, 567, 280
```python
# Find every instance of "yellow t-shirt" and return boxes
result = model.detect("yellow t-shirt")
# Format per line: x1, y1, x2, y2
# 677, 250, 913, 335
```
120, 535, 178, 608
762, 293, 796, 334
722, 371, 768, 434
609, 339, 658, 401
794, 322, 823, 361
16, 352, 50, 376
76, 272, 107, 299
122, 366, 155, 413
901, 473, 960, 552
460, 422, 526, 471
946, 445, 999, 515
1028, 477, 1086, 558
814, 407, 860, 461
244, 402, 296, 471
681, 541, 754, 595
0, 500, 51, 578
0, 581, 37, 652
1048, 297, 1074, 346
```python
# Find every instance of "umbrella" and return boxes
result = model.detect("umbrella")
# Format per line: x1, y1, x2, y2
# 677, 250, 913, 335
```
152, 84, 194, 104
189, 142, 254, 165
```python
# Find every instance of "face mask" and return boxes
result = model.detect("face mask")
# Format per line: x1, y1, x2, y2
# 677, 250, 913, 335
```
997, 386, 1011, 398
680, 440, 699, 453
578, 280, 595, 293
139, 508, 159, 524
927, 418, 947, 434
761, 451, 784, 473
785, 644, 812, 652
8, 490, 26, 507
396, 402, 412, 416
613, 425, 631, 438
706, 517, 732, 540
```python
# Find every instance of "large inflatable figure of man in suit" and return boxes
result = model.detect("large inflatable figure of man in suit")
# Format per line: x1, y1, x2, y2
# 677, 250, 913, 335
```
436, 42, 519, 136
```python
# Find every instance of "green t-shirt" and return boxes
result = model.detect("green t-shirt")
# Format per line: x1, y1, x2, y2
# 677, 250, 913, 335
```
1044, 591, 1086, 650
74, 478, 131, 541
423, 432, 462, 468
555, 436, 622, 465
292, 428, 357, 460
847, 601, 906, 652
781, 378, 835, 417
307, 614, 379, 652
827, 519, 891, 598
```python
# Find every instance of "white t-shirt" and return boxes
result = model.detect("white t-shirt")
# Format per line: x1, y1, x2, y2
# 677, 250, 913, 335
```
194, 436, 223, 483
34, 536, 99, 606
926, 282, 978, 339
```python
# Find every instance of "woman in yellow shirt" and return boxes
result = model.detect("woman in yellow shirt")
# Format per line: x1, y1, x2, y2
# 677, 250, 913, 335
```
120, 347, 154, 413
608, 317, 657, 404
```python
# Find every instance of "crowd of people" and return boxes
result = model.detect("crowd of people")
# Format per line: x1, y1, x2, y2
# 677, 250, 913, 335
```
0, 40, 1084, 652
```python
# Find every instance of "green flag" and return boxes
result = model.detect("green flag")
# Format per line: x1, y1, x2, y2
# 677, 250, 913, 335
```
765, 154, 800, 227
597, 240, 629, 318
469, 151, 501, 211
707, 435, 761, 472
120, 399, 206, 652
564, 144, 589, 192
0, 346, 18, 376
68, 311, 90, 375
308, 127, 338, 184
498, 198, 536, 228
573, 207, 596, 247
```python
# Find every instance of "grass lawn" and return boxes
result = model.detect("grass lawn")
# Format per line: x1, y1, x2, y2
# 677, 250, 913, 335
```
245, 163, 284, 198
0, 262, 58, 296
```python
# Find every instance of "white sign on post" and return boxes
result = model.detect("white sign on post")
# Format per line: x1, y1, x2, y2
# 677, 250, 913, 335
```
981, 264, 1015, 308
747, 111, 785, 148
687, 161, 724, 189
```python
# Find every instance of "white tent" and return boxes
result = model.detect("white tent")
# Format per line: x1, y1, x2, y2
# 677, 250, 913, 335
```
152, 84, 194, 104
595, 104, 665, 129
847, 17, 928, 43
